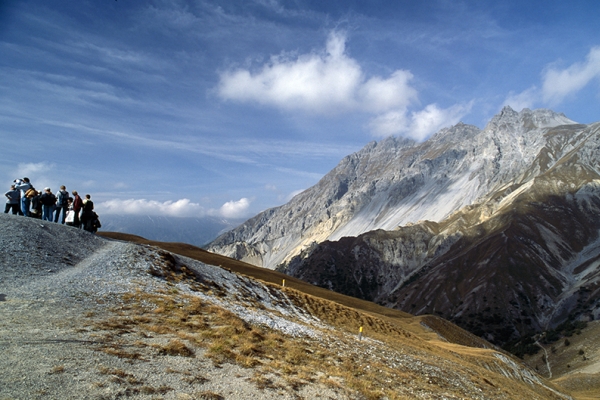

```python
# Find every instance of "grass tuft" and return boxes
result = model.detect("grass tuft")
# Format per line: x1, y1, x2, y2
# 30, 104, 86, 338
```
156, 339, 195, 357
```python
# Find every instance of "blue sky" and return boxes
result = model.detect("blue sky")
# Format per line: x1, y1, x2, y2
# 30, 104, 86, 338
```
1, 0, 599, 219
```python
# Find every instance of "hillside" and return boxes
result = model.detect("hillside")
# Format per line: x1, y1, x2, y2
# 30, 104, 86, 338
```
0, 213, 582, 399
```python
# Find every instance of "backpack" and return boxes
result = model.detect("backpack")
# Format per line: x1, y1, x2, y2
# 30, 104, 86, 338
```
25, 187, 38, 199
57, 190, 69, 206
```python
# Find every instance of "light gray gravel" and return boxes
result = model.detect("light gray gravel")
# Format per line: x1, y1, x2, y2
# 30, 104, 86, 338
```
0, 213, 347, 400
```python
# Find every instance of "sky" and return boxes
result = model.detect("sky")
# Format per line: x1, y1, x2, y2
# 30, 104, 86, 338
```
1, 0, 599, 220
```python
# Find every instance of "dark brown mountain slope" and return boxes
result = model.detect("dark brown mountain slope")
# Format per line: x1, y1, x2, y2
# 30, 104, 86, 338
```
281, 155, 600, 348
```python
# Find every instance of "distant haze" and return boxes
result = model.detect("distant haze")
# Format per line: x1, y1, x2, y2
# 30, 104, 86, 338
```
100, 215, 244, 248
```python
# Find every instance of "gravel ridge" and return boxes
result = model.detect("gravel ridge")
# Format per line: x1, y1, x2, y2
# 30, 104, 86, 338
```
0, 214, 345, 399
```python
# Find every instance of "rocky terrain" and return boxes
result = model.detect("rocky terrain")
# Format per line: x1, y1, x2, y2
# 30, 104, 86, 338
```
207, 107, 600, 348
208, 107, 579, 269
0, 213, 584, 399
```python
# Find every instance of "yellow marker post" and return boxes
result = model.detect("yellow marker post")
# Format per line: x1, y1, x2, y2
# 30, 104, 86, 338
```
358, 326, 363, 341
282, 279, 285, 287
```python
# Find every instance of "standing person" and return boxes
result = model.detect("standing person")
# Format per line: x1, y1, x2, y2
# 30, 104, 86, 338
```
4, 185, 21, 215
83, 194, 94, 212
72, 190, 83, 228
40, 187, 56, 221
29, 191, 42, 219
14, 177, 33, 217
54, 185, 69, 224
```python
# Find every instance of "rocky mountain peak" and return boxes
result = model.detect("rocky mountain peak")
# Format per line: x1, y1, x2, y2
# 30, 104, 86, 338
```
209, 108, 592, 272
485, 106, 577, 132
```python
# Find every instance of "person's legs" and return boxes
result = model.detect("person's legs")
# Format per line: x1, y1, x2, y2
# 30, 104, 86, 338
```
42, 205, 52, 221
54, 206, 65, 223
21, 197, 30, 217
4, 203, 10, 213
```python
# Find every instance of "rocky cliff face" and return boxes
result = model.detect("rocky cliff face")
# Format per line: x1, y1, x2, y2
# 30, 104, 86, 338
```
208, 107, 600, 345
208, 107, 579, 269
283, 117, 600, 345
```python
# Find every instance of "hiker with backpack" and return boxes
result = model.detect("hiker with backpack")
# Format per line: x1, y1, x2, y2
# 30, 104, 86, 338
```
14, 178, 36, 217
54, 185, 70, 224
40, 187, 57, 221
29, 191, 43, 219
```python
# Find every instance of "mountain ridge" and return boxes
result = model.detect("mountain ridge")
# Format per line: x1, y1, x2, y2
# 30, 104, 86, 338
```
282, 119, 600, 346
208, 107, 582, 269
207, 107, 600, 348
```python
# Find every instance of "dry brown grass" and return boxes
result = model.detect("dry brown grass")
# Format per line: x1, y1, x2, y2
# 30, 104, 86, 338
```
94, 232, 582, 399
88, 289, 429, 399
194, 391, 225, 400
154, 339, 195, 357
99, 232, 413, 317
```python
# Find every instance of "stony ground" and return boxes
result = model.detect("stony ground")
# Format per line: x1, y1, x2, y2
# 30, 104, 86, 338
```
0, 214, 347, 399
0, 213, 577, 399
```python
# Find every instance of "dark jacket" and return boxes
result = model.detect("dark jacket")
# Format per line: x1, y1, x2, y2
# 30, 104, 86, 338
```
81, 210, 101, 233
40, 192, 56, 206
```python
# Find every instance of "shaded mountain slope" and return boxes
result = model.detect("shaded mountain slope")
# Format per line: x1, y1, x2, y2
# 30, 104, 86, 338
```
281, 120, 600, 347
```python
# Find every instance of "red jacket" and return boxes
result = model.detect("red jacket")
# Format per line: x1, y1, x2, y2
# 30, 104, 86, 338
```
73, 195, 83, 211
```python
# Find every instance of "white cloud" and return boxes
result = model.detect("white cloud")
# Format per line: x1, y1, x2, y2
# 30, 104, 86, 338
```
98, 198, 205, 217
502, 46, 600, 111
219, 198, 251, 219
359, 70, 417, 113
11, 162, 60, 192
503, 87, 539, 111
217, 31, 417, 116
218, 30, 468, 141
369, 103, 471, 141
542, 46, 600, 105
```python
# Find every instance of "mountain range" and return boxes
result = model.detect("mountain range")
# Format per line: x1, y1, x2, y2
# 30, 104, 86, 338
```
100, 214, 244, 248
208, 107, 600, 347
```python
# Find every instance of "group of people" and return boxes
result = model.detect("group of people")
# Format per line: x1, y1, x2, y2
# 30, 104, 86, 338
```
5, 177, 101, 233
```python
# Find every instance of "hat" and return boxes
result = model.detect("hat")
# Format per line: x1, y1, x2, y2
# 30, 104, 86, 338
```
45, 187, 51, 191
